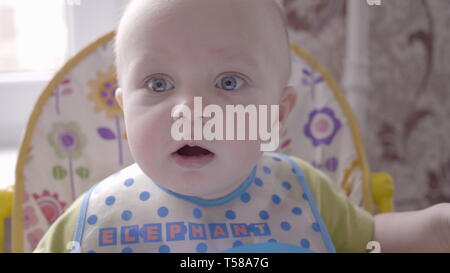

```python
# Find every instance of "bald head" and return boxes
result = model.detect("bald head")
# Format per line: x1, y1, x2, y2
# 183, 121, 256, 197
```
115, 0, 291, 93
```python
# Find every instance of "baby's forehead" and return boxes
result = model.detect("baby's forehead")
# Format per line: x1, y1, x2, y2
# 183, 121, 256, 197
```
118, 0, 287, 44
116, 0, 291, 87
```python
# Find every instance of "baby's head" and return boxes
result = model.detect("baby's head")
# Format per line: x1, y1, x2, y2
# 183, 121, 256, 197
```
114, 0, 297, 199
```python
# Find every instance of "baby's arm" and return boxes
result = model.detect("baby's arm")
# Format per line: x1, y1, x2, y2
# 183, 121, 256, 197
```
373, 203, 450, 252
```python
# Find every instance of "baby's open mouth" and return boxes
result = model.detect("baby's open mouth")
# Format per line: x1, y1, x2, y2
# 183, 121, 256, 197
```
171, 145, 215, 168
174, 145, 213, 157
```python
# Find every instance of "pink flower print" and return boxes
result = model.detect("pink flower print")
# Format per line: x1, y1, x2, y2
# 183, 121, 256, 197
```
24, 191, 30, 203
33, 190, 67, 224
27, 228, 45, 251
53, 77, 73, 115
24, 205, 38, 230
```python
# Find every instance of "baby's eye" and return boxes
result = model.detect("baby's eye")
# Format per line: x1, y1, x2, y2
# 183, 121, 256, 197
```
145, 76, 174, 92
216, 74, 246, 91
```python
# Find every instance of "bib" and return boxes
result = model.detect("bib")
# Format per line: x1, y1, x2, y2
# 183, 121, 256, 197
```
72, 152, 336, 253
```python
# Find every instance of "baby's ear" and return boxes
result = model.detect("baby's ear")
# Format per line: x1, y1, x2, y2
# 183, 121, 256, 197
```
278, 85, 297, 130
115, 87, 123, 109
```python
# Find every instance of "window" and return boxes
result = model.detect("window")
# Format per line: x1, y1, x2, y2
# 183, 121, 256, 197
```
0, 0, 129, 146
0, 0, 129, 187
0, 0, 68, 73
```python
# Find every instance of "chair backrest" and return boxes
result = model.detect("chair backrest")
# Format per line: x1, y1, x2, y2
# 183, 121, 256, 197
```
281, 44, 373, 212
12, 31, 373, 252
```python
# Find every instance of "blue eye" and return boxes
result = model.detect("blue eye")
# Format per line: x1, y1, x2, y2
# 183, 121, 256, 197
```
217, 74, 246, 91
145, 76, 174, 92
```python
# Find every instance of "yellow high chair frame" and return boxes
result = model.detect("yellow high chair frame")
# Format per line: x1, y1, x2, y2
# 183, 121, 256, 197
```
0, 186, 14, 253
11, 31, 394, 253
289, 45, 394, 214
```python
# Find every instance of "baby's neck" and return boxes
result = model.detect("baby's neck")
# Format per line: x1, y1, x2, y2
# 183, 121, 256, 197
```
195, 168, 255, 200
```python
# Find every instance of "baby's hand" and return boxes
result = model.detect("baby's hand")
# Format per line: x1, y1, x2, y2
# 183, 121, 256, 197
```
374, 203, 450, 252
434, 203, 450, 251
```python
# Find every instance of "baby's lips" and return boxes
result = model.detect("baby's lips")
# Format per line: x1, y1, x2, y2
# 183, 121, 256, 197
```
172, 140, 215, 155
171, 151, 215, 169
175, 145, 213, 157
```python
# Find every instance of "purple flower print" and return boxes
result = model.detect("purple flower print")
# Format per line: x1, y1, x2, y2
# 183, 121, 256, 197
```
48, 122, 87, 201
304, 107, 341, 146
311, 157, 339, 172
87, 65, 124, 166
301, 68, 324, 99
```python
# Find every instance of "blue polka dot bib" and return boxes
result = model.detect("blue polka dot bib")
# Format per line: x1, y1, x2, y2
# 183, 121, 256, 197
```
73, 152, 336, 253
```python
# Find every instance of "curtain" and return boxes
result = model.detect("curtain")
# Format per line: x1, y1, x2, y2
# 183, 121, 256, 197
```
283, 0, 450, 211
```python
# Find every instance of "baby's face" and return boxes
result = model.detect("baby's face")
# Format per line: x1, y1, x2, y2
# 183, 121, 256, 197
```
116, 0, 294, 199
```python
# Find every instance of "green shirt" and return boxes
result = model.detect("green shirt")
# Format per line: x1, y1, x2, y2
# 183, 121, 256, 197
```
34, 157, 374, 253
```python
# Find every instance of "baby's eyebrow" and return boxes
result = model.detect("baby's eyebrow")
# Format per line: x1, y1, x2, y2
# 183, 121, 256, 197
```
154, 47, 259, 67
129, 50, 260, 78
209, 48, 260, 69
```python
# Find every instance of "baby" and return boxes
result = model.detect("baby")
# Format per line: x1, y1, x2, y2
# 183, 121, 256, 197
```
35, 0, 450, 253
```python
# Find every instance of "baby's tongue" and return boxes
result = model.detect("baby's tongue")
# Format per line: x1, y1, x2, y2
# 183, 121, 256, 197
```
177, 145, 212, 157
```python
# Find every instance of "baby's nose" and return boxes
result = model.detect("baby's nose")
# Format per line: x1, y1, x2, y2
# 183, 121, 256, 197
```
171, 96, 212, 124
178, 93, 217, 110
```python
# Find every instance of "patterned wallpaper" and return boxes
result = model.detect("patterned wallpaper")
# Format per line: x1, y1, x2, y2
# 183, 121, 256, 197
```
284, 0, 347, 80
283, 0, 450, 211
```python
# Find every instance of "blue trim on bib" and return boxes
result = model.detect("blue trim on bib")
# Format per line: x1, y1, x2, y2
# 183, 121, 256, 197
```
72, 183, 100, 253
156, 166, 257, 208
279, 153, 336, 253
224, 242, 315, 253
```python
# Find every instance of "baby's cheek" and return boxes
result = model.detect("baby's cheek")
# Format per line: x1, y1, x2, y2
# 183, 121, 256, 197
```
221, 140, 262, 166
127, 123, 151, 163
125, 112, 167, 162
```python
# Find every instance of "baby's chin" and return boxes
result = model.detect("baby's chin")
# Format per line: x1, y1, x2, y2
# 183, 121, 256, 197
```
136, 141, 263, 197
152, 170, 234, 199
146, 157, 254, 199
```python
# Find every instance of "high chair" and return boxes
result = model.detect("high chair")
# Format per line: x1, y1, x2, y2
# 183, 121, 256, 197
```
0, 186, 13, 253
11, 31, 394, 252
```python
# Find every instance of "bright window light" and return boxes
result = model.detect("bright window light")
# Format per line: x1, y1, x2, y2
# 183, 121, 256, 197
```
0, 0, 68, 73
